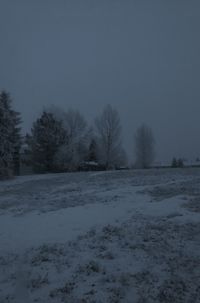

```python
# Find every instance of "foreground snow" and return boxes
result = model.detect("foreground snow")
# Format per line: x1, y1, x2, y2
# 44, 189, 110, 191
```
0, 169, 200, 302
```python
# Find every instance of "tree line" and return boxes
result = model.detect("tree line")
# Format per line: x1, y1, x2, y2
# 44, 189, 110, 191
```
0, 90, 156, 179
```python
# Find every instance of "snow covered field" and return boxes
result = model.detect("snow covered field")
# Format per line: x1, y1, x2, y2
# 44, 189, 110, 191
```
0, 168, 200, 303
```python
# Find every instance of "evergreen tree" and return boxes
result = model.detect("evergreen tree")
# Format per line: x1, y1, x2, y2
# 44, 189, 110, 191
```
0, 91, 21, 178
11, 108, 21, 175
171, 157, 177, 168
26, 111, 66, 173
177, 158, 184, 168
171, 157, 184, 168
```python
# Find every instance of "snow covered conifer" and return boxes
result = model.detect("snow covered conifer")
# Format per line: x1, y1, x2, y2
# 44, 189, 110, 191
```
0, 90, 21, 178
11, 107, 21, 175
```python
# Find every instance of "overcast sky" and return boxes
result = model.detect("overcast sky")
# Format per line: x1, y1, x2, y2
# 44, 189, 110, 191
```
0, 0, 200, 163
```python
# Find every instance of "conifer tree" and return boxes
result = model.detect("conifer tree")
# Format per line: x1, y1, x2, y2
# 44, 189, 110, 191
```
171, 157, 178, 168
0, 91, 21, 178
177, 158, 184, 168
26, 111, 66, 173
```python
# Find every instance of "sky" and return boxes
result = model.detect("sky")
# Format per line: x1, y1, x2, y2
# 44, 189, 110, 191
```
0, 0, 200, 163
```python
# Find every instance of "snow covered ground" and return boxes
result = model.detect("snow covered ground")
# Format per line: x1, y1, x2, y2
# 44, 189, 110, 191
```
0, 168, 200, 302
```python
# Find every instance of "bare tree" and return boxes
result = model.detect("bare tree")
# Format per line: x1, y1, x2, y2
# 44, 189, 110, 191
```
134, 124, 155, 168
48, 106, 89, 171
95, 104, 123, 169
64, 109, 88, 146
48, 106, 88, 145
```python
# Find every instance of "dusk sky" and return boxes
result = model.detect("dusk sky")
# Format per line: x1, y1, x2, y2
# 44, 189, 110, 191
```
0, 0, 200, 162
